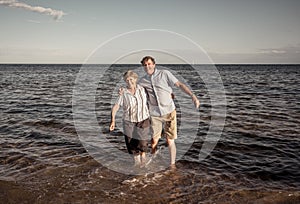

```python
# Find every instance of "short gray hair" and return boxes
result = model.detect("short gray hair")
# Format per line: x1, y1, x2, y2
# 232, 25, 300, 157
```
123, 70, 138, 81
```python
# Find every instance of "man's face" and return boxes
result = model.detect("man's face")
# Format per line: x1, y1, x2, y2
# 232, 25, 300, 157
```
143, 59, 155, 75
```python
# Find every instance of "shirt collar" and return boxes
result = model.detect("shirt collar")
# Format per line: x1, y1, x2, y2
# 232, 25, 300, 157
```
147, 68, 158, 78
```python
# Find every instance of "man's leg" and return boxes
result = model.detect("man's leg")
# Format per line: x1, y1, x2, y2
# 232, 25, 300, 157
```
151, 137, 159, 154
166, 138, 176, 165
164, 110, 177, 165
150, 116, 162, 154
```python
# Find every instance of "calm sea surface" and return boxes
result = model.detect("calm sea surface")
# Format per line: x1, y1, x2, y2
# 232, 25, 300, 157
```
0, 64, 299, 203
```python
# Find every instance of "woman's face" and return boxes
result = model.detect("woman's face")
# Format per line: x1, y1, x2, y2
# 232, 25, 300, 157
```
125, 76, 137, 89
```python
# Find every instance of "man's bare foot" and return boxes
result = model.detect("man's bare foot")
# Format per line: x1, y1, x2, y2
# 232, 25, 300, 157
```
169, 163, 176, 170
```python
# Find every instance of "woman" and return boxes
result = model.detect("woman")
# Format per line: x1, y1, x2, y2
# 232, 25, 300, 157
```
109, 70, 150, 167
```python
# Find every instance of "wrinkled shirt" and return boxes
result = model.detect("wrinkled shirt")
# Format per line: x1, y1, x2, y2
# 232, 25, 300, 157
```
139, 68, 178, 116
115, 84, 149, 122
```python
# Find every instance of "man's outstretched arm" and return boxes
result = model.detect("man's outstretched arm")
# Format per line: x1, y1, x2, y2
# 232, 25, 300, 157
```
174, 81, 200, 109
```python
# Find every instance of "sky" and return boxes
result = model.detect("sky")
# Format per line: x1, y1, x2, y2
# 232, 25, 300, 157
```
0, 0, 300, 64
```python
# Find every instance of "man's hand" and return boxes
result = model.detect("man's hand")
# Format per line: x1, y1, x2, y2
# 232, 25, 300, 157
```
192, 95, 200, 109
118, 87, 124, 95
175, 81, 200, 109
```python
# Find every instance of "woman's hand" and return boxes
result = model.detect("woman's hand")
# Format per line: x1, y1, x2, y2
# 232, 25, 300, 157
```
109, 121, 115, 131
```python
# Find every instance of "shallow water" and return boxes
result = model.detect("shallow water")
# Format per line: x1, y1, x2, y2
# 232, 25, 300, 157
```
0, 64, 299, 203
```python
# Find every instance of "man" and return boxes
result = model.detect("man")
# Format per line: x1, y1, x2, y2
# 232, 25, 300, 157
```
138, 56, 200, 166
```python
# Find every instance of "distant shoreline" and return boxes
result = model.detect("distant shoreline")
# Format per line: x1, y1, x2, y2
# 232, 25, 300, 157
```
0, 63, 299, 65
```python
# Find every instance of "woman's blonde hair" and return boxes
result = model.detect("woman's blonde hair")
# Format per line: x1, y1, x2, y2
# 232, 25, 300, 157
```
123, 70, 138, 81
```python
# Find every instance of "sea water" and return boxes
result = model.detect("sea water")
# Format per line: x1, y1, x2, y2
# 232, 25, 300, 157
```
0, 64, 299, 203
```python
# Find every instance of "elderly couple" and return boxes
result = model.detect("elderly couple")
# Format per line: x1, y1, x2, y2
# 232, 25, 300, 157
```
109, 56, 200, 168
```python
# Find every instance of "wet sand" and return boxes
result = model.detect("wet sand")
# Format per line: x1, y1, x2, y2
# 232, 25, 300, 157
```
1, 157, 299, 204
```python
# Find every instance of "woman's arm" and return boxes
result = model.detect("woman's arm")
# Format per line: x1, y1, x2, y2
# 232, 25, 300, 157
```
110, 104, 120, 131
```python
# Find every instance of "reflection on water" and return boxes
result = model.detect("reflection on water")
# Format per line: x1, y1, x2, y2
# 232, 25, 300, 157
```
0, 64, 299, 203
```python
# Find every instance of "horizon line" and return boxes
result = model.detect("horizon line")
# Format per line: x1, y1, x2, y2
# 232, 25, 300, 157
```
0, 63, 300, 65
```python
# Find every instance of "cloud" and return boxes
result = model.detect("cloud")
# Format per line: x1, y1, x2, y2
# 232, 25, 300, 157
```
259, 44, 300, 55
27, 19, 41, 24
0, 0, 66, 20
0, 46, 86, 63
208, 44, 300, 64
